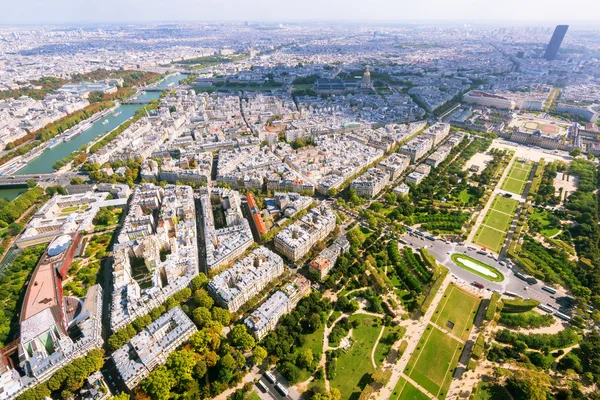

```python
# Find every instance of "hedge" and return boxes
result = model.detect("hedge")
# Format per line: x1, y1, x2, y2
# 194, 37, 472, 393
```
471, 333, 485, 360
485, 292, 502, 321
501, 298, 540, 313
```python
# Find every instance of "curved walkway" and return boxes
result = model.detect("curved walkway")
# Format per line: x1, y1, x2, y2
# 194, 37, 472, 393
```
371, 325, 386, 369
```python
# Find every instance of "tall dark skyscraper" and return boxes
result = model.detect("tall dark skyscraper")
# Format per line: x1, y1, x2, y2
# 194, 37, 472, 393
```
544, 25, 569, 61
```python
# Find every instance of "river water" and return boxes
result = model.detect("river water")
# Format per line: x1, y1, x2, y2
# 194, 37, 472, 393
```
14, 73, 184, 176
0, 73, 185, 200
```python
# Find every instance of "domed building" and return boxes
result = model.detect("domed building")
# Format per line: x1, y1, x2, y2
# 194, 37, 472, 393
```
361, 67, 373, 90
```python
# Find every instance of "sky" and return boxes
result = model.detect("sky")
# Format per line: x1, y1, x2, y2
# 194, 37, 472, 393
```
2, 0, 600, 25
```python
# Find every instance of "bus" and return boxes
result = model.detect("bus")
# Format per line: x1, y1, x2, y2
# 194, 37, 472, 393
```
542, 286, 557, 295
555, 312, 572, 322
538, 304, 554, 313
504, 291, 520, 298
256, 381, 268, 392
264, 371, 276, 384
275, 383, 289, 397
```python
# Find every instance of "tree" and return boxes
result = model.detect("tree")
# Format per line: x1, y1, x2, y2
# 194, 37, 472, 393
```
193, 359, 208, 379
306, 313, 322, 332
70, 177, 85, 185
217, 353, 237, 383
139, 366, 175, 400
7, 222, 23, 236
230, 324, 256, 350
192, 307, 212, 328
252, 345, 268, 366
166, 350, 198, 383
190, 328, 221, 354
190, 273, 208, 290
297, 348, 314, 369
506, 369, 551, 400
371, 368, 392, 385
26, 179, 37, 188
569, 148, 582, 157
212, 307, 231, 326
194, 289, 214, 309
281, 362, 302, 384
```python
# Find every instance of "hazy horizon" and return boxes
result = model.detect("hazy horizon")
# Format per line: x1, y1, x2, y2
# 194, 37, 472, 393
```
3, 0, 600, 26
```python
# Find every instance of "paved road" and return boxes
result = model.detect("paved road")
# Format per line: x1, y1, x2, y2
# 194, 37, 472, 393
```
400, 232, 573, 314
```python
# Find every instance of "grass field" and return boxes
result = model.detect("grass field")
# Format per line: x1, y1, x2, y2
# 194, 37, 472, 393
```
530, 209, 561, 237
432, 283, 480, 340
473, 195, 520, 252
501, 177, 526, 194
473, 226, 506, 252
405, 325, 463, 399
392, 377, 431, 400
501, 160, 532, 195
374, 325, 406, 366
293, 323, 325, 382
491, 196, 519, 215
482, 210, 513, 232
330, 314, 382, 399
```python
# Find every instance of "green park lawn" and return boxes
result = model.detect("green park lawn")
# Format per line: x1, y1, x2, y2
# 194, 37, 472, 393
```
501, 177, 526, 195
491, 196, 519, 215
458, 189, 472, 204
501, 161, 532, 195
482, 210, 513, 232
405, 325, 463, 399
431, 283, 480, 340
530, 209, 560, 237
374, 325, 406, 366
330, 314, 382, 399
474, 195, 520, 252
293, 323, 325, 382
392, 377, 431, 400
473, 225, 506, 252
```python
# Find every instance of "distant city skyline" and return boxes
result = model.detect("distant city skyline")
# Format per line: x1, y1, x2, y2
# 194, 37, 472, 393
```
2, 0, 600, 25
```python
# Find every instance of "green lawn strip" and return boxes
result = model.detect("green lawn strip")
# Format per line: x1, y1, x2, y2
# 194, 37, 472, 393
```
293, 322, 325, 382
330, 314, 382, 399
474, 226, 505, 252
530, 209, 561, 238
482, 210, 513, 232
431, 284, 480, 340
406, 325, 462, 399
491, 196, 519, 215
508, 162, 532, 180
501, 177, 526, 195
450, 254, 504, 282
374, 325, 405, 366
392, 377, 431, 400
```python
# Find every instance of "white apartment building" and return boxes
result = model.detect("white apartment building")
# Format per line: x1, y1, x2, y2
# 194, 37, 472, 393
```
274, 204, 336, 262
112, 307, 197, 390
377, 153, 411, 181
351, 168, 390, 198
208, 247, 284, 312
244, 275, 311, 340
